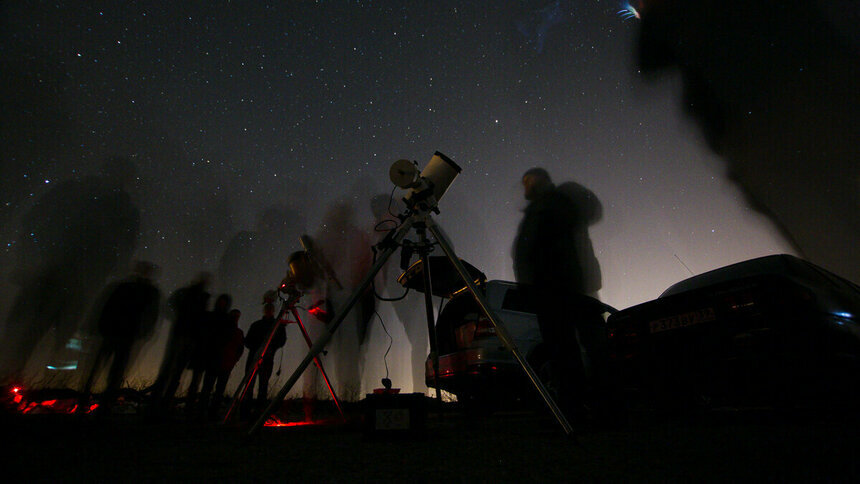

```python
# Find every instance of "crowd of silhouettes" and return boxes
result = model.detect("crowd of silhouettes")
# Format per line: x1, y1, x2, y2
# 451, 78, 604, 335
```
2, 159, 615, 427
74, 265, 293, 421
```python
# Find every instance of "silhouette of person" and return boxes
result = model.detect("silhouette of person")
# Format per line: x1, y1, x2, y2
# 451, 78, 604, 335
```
287, 250, 328, 421
0, 156, 140, 382
636, 0, 859, 283
555, 181, 603, 299
186, 293, 232, 415
242, 301, 286, 416
216, 205, 307, 319
79, 261, 161, 414
149, 273, 211, 414
199, 307, 244, 420
512, 167, 606, 418
310, 201, 374, 398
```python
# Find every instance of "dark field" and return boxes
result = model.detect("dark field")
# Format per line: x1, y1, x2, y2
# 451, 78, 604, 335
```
3, 397, 860, 483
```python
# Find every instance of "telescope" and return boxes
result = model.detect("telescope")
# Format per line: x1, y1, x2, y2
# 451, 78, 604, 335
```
389, 151, 461, 212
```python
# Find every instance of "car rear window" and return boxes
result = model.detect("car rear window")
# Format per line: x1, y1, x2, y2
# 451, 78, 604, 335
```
659, 254, 859, 298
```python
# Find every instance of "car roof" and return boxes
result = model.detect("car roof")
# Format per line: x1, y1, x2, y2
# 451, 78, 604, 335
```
659, 254, 859, 298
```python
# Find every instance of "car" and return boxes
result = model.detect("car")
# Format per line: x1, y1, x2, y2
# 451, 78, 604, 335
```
607, 254, 860, 409
400, 256, 616, 407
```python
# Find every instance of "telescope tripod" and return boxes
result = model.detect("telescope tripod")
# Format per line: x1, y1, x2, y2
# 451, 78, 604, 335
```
223, 291, 345, 423
249, 205, 574, 436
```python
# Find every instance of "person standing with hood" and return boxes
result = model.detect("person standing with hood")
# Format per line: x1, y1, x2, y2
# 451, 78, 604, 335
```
513, 167, 607, 421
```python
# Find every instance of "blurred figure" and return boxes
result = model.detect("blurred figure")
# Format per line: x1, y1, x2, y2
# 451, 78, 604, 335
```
512, 167, 606, 419
555, 181, 603, 299
199, 307, 244, 420
79, 261, 161, 414
636, 0, 859, 283
187, 293, 232, 415
309, 201, 374, 399
370, 193, 428, 393
216, 205, 307, 320
287, 250, 328, 421
242, 302, 286, 417
149, 273, 211, 414
0, 156, 140, 382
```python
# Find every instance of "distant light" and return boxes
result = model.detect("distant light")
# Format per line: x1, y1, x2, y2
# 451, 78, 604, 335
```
833, 312, 853, 319
46, 361, 78, 371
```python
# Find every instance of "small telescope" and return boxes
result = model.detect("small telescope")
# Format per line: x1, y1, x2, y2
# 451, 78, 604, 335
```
285, 250, 315, 290
389, 151, 461, 211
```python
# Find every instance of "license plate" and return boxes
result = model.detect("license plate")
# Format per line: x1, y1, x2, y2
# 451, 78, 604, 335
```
649, 307, 717, 334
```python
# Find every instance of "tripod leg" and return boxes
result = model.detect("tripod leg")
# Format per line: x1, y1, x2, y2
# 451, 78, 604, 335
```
291, 308, 346, 421
417, 228, 443, 405
426, 221, 574, 437
248, 219, 413, 434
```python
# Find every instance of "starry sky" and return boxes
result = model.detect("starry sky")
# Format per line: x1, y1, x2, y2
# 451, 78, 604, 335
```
1, 1, 797, 392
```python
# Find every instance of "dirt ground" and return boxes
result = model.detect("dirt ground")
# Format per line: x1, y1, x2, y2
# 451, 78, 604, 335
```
3, 396, 860, 483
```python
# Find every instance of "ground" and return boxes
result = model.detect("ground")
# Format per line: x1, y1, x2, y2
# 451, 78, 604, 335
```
2, 394, 859, 482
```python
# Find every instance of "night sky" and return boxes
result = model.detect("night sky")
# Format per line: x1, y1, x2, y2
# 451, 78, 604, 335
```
1, 1, 803, 394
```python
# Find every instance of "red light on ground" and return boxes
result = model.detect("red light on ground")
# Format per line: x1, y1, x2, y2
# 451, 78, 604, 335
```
263, 415, 322, 427
265, 420, 317, 428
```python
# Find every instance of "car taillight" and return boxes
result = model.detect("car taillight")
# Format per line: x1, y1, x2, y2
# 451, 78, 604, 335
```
609, 323, 640, 359
474, 316, 496, 339
724, 290, 757, 312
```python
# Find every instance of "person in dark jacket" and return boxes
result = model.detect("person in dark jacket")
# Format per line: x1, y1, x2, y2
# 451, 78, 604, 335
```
198, 307, 244, 419
80, 261, 161, 413
187, 293, 232, 415
512, 167, 607, 420
242, 302, 286, 415
149, 273, 211, 414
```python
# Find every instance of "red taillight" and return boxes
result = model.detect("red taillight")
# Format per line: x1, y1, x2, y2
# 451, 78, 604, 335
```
724, 291, 757, 312
11, 386, 23, 404
611, 326, 640, 360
